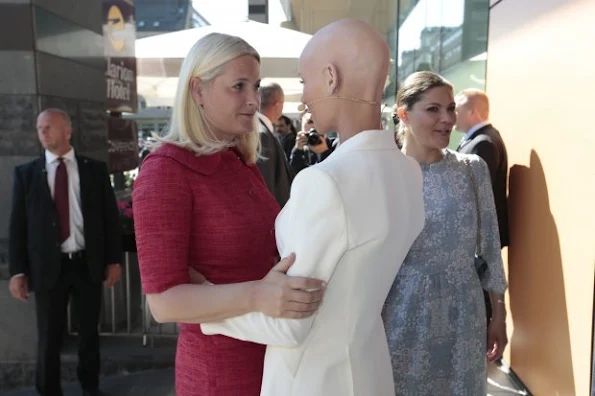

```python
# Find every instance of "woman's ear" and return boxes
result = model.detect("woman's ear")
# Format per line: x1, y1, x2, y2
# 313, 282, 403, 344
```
397, 106, 409, 125
189, 77, 204, 106
324, 63, 339, 95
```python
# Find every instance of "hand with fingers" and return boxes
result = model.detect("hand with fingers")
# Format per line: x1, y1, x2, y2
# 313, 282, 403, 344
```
104, 263, 122, 288
486, 318, 507, 362
187, 254, 326, 319
253, 253, 326, 319
295, 132, 308, 151
8, 275, 29, 302
188, 267, 214, 285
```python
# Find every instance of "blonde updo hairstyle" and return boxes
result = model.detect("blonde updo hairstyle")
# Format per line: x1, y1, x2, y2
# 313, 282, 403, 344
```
153, 33, 261, 163
395, 71, 453, 145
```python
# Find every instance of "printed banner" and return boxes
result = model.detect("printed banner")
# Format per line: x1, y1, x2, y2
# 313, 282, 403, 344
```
108, 118, 139, 173
103, 0, 138, 113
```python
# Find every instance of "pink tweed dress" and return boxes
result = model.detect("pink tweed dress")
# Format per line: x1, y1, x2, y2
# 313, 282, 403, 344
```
133, 143, 280, 396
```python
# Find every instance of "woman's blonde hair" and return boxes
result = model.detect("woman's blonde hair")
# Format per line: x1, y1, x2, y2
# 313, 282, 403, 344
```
395, 71, 453, 145
152, 33, 261, 163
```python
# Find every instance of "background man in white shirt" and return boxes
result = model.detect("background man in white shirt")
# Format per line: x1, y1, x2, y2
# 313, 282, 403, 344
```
8, 108, 122, 396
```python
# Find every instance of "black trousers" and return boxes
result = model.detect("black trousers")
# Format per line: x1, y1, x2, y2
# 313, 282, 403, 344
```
34, 255, 102, 395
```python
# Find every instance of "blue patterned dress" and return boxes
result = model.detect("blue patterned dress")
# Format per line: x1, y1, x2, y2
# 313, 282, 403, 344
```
382, 149, 507, 396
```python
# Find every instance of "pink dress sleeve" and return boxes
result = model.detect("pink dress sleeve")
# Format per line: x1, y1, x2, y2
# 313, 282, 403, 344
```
132, 156, 192, 294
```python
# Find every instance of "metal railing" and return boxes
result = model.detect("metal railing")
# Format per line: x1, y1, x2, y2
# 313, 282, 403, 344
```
67, 252, 178, 347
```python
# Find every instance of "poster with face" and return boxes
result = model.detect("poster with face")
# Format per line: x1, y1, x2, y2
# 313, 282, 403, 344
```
103, 0, 138, 113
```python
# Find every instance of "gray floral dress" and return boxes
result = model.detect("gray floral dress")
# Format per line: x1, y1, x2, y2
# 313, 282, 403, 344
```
382, 149, 507, 396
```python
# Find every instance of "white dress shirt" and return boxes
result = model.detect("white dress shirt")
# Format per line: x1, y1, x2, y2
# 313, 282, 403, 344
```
45, 148, 85, 253
257, 112, 275, 135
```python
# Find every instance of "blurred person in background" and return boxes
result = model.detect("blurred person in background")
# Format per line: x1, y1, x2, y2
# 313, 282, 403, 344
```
455, 89, 508, 248
274, 114, 297, 160
289, 111, 337, 174
256, 82, 294, 207
455, 88, 509, 324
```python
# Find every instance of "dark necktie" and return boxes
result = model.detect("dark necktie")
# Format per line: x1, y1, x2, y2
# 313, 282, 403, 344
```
54, 158, 70, 243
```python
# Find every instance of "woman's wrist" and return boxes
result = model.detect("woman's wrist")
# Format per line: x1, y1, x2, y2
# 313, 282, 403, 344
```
490, 305, 507, 323
245, 280, 261, 313
490, 313, 506, 323
489, 295, 507, 322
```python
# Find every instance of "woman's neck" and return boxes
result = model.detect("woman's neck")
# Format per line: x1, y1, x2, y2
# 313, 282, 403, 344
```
402, 140, 444, 165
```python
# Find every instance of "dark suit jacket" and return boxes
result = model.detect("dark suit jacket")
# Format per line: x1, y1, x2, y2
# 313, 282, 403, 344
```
257, 118, 294, 208
457, 124, 510, 247
8, 155, 122, 292
279, 132, 296, 161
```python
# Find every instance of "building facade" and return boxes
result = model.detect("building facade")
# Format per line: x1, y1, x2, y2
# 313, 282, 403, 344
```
249, 0, 268, 23
135, 0, 208, 39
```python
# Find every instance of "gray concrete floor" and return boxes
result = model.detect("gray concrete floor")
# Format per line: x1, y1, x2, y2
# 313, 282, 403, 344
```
3, 368, 175, 396
4, 362, 529, 396
488, 362, 531, 396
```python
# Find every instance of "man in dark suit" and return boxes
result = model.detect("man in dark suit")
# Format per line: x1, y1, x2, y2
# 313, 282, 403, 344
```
8, 108, 122, 396
273, 115, 297, 160
455, 89, 509, 247
257, 83, 294, 207
455, 90, 509, 324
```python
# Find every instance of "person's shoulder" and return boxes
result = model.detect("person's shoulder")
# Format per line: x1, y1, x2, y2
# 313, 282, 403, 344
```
473, 125, 501, 144
292, 163, 337, 191
256, 113, 271, 134
483, 124, 506, 145
484, 123, 500, 135
449, 149, 488, 173
142, 143, 224, 177
448, 148, 480, 166
15, 157, 42, 172
13, 157, 45, 183
76, 154, 107, 169
400, 152, 422, 178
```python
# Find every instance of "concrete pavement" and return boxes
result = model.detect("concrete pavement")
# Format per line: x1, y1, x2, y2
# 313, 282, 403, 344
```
4, 368, 176, 396
4, 364, 528, 396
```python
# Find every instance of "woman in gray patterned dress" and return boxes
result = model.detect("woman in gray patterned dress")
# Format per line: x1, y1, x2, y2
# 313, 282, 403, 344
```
382, 72, 508, 395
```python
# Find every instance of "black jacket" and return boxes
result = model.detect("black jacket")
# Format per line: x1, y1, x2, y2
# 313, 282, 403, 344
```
457, 124, 509, 247
256, 118, 294, 208
8, 155, 122, 291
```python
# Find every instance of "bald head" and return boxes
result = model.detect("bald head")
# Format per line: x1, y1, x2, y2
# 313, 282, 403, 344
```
458, 89, 489, 118
259, 82, 284, 121
39, 108, 72, 127
37, 108, 72, 155
298, 19, 389, 137
455, 89, 490, 132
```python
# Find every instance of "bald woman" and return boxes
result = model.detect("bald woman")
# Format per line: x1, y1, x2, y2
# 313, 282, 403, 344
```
200, 19, 425, 396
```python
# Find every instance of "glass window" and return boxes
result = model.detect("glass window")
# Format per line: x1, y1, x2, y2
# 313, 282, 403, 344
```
396, 0, 489, 146
383, 17, 399, 132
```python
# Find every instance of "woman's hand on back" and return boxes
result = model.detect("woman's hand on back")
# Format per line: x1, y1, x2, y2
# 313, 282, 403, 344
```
252, 253, 326, 319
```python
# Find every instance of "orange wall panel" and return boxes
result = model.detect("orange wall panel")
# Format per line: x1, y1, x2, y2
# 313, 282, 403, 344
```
487, 0, 595, 395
